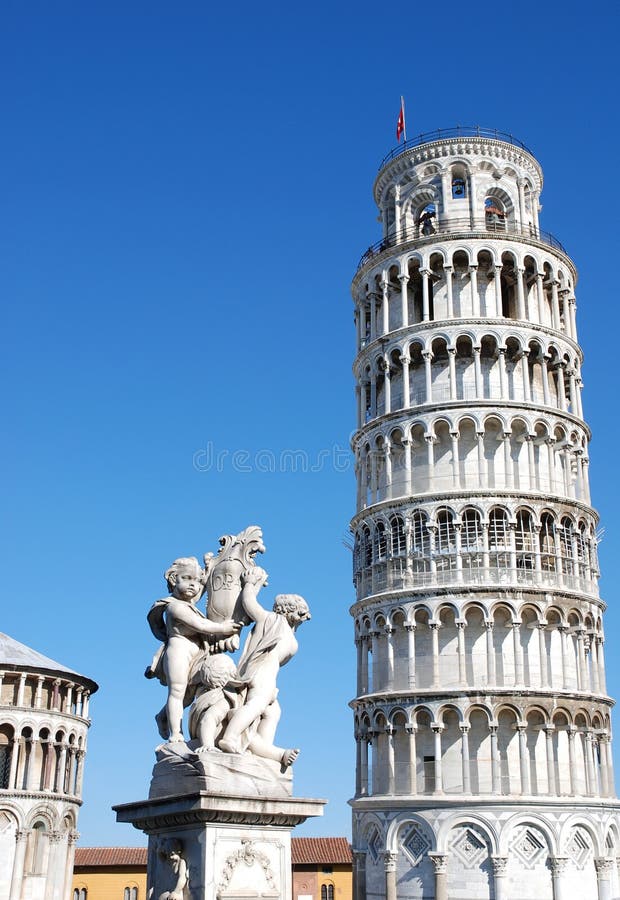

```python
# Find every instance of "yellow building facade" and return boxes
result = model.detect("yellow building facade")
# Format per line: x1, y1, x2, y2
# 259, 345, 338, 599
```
72, 839, 351, 900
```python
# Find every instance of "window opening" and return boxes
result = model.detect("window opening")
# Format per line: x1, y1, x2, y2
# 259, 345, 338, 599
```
419, 203, 436, 236
452, 177, 466, 198
485, 197, 506, 231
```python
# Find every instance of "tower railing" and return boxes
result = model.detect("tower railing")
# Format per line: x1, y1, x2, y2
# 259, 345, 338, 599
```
378, 126, 533, 169
355, 562, 599, 599
357, 218, 567, 272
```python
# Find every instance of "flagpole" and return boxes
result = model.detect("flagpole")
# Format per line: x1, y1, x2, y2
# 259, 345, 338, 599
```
401, 95, 407, 143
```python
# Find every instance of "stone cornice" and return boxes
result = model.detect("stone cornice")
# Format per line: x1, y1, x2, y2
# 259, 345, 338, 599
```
349, 583, 606, 616
373, 137, 543, 205
354, 317, 583, 365
350, 491, 599, 528
352, 230, 576, 291
350, 796, 620, 812
350, 688, 615, 709
0, 788, 83, 805
114, 793, 326, 832
0, 703, 92, 728
351, 401, 591, 447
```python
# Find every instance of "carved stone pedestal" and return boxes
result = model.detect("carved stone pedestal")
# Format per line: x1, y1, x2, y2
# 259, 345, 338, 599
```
114, 748, 325, 900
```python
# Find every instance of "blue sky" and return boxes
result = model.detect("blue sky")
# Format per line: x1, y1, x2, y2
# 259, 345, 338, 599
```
1, 0, 619, 846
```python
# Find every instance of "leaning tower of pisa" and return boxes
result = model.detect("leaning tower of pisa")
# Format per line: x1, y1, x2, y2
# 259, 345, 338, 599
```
349, 127, 620, 900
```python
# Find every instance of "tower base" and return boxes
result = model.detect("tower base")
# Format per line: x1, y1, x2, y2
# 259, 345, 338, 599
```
351, 797, 620, 900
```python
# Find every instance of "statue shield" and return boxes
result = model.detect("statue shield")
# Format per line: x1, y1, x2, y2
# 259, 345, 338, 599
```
204, 526, 266, 650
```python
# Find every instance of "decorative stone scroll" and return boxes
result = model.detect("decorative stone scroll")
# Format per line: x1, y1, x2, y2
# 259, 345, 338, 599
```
216, 838, 277, 898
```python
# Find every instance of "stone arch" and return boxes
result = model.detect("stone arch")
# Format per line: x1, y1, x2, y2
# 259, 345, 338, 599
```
361, 813, 388, 865
500, 812, 558, 856
502, 817, 555, 900
437, 812, 499, 855
560, 819, 602, 895
387, 812, 436, 854
442, 819, 496, 899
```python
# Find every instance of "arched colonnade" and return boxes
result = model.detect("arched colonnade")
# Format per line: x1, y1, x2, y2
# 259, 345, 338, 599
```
356, 413, 590, 507
354, 598, 604, 697
355, 249, 576, 349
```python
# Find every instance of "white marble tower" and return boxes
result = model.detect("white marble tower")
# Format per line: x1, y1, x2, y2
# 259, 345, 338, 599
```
349, 127, 620, 900
0, 632, 97, 900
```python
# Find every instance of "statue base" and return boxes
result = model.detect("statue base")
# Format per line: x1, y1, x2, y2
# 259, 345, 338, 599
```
149, 741, 294, 800
114, 743, 326, 900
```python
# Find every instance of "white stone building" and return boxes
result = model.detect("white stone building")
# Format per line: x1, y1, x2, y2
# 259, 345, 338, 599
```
349, 127, 620, 900
0, 633, 97, 900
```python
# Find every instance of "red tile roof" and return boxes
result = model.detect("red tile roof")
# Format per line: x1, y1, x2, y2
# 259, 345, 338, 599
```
74, 848, 147, 867
74, 838, 352, 868
292, 838, 352, 865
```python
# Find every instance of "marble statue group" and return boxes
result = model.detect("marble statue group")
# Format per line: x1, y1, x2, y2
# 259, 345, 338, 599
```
145, 526, 310, 771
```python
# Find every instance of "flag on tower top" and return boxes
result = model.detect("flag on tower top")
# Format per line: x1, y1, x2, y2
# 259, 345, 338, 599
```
396, 97, 406, 142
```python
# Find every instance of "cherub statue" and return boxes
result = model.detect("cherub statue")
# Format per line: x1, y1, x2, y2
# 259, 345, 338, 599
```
218, 566, 311, 769
145, 557, 240, 742
187, 653, 243, 751
157, 839, 188, 900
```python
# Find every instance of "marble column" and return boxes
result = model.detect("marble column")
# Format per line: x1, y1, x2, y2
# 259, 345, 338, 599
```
485, 621, 496, 685
536, 272, 546, 323
405, 624, 416, 688
550, 280, 561, 330
431, 725, 443, 793
383, 362, 392, 416
448, 348, 457, 399
381, 279, 389, 335
16, 674, 26, 708
594, 858, 614, 900
429, 853, 447, 900
498, 348, 507, 397
492, 857, 509, 900
360, 735, 369, 796
470, 265, 479, 316
45, 831, 64, 900
445, 266, 454, 318
384, 625, 394, 687
421, 270, 430, 321
567, 727, 577, 795
399, 275, 409, 329
494, 265, 503, 316
63, 831, 80, 900
386, 725, 395, 795
450, 432, 460, 488
473, 346, 482, 397
383, 851, 398, 900
550, 857, 569, 900
513, 623, 524, 686
517, 725, 530, 794
460, 725, 471, 794
8, 829, 29, 900
544, 726, 556, 795
400, 355, 410, 408
402, 438, 412, 495
405, 724, 417, 793
423, 352, 433, 403
516, 267, 526, 319
430, 624, 440, 688
490, 726, 501, 793
456, 622, 466, 685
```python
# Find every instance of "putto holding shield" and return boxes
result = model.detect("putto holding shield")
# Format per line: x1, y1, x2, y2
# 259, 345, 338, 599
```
145, 526, 310, 770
